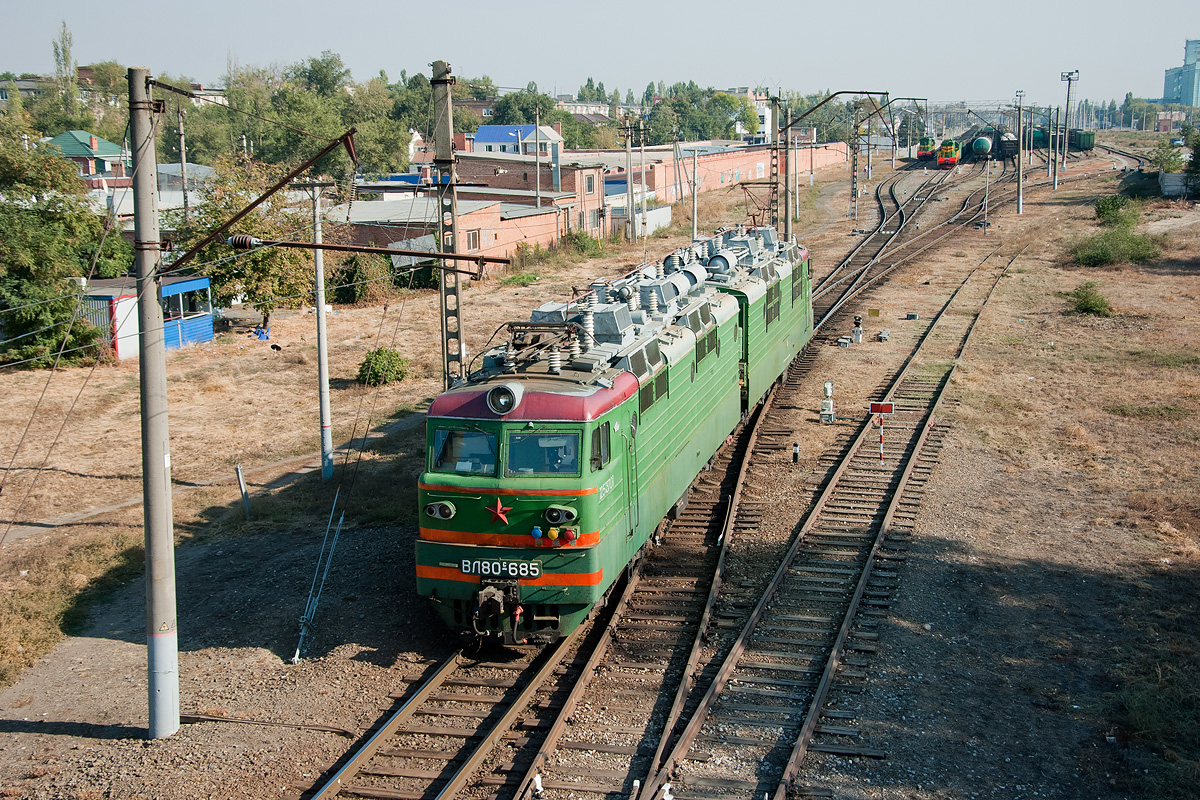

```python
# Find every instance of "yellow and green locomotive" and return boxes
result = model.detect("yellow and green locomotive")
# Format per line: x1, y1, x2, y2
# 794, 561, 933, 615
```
415, 227, 813, 643
936, 138, 962, 169
916, 136, 939, 160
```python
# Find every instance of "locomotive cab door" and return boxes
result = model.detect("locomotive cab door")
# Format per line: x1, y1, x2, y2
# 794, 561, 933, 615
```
622, 416, 640, 540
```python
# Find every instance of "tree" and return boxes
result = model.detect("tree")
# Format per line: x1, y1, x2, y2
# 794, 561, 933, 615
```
85, 60, 125, 95
1185, 127, 1200, 196
0, 118, 131, 365
643, 82, 656, 106
169, 153, 313, 325
4, 79, 23, 120
625, 89, 635, 106
1148, 138, 1183, 173
579, 78, 596, 102
290, 50, 351, 98
52, 21, 79, 118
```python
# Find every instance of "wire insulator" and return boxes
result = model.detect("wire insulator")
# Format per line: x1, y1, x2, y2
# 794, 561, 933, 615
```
228, 234, 259, 250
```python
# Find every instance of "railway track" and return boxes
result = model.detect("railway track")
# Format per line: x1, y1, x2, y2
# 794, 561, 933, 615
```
303, 153, 1046, 800
637, 247, 1021, 800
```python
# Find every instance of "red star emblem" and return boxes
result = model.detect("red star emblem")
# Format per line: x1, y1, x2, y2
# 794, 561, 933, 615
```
485, 497, 512, 525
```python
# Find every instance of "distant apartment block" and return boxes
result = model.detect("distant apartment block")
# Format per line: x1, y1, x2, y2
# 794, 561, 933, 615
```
1163, 39, 1200, 107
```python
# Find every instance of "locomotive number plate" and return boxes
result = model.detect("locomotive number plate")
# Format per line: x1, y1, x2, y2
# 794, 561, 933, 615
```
461, 559, 542, 578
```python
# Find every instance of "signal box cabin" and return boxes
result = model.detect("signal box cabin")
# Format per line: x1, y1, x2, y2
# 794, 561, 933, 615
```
81, 276, 214, 359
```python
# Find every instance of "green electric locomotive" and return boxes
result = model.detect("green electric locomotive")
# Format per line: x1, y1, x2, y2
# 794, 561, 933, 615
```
415, 226, 813, 643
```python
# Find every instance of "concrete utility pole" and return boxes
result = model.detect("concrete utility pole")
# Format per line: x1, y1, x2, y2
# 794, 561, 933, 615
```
534, 105, 541, 208
691, 147, 698, 242
308, 185, 334, 481
783, 108, 792, 238
1015, 90, 1024, 215
1053, 107, 1060, 190
625, 123, 635, 242
128, 66, 179, 740
639, 119, 647, 237
1061, 70, 1078, 175
1045, 108, 1053, 178
431, 60, 466, 388
177, 105, 188, 222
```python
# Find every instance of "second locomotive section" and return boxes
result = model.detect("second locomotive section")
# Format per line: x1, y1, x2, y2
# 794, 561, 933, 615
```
415, 227, 813, 643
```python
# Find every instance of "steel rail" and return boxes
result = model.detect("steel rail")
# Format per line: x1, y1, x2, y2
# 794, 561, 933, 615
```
309, 650, 464, 799
429, 625, 586, 800
771, 245, 1023, 799
642, 389, 778, 786
506, 580, 639, 800
639, 244, 1006, 800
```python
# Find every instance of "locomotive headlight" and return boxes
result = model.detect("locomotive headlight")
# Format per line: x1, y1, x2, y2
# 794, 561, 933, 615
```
543, 504, 578, 525
424, 501, 456, 520
487, 382, 524, 415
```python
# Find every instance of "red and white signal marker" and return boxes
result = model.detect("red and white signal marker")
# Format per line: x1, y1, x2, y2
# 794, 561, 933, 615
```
870, 402, 894, 464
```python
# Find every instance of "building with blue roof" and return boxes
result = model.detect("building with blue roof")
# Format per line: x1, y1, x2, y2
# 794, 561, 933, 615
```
472, 124, 563, 155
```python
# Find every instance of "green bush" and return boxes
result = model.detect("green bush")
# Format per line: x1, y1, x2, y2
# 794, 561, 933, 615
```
559, 230, 603, 257
1066, 281, 1112, 316
1072, 228, 1162, 267
333, 254, 390, 304
357, 348, 410, 385
1094, 194, 1142, 228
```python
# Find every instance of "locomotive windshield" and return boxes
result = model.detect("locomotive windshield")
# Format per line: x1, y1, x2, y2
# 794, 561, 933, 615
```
506, 431, 581, 476
431, 428, 497, 475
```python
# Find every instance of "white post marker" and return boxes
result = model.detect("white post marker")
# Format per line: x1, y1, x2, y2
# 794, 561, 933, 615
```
870, 402, 894, 464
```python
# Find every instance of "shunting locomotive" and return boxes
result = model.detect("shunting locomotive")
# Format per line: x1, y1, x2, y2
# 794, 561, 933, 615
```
415, 226, 813, 643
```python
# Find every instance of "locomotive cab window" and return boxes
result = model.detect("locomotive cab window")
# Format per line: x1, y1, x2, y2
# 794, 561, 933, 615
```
590, 422, 611, 471
431, 428, 497, 475
507, 431, 581, 476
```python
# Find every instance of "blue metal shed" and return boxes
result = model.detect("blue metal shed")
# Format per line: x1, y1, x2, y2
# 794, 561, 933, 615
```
82, 276, 214, 358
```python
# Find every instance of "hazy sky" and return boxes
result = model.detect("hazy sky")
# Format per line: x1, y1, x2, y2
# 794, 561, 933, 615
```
7, 0, 1198, 108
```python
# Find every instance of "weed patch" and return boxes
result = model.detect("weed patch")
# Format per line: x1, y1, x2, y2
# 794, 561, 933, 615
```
1104, 405, 1190, 421
501, 272, 540, 288
1065, 281, 1112, 316
1129, 351, 1200, 369
1072, 228, 1163, 267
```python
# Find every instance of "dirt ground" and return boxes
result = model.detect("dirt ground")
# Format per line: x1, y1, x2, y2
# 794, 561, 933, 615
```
1, 150, 1198, 799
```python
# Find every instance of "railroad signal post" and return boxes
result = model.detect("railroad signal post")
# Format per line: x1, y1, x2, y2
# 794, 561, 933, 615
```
870, 401, 894, 464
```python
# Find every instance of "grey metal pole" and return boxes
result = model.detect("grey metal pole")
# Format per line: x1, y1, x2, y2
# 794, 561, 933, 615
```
1053, 107, 1060, 190
1061, 71, 1077, 175
1016, 91, 1024, 215
177, 105, 188, 223
983, 156, 990, 234
639, 119, 647, 237
810, 142, 814, 186
129, 66, 179, 740
783, 109, 792, 239
1046, 107, 1053, 178
312, 189, 333, 482
534, 105, 541, 209
626, 124, 635, 242
691, 147, 698, 242
866, 115, 872, 181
